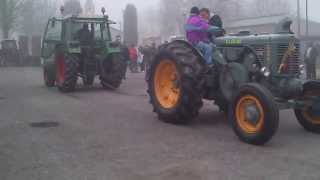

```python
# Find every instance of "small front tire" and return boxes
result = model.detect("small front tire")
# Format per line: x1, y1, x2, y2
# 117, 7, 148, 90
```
295, 108, 320, 133
229, 83, 279, 145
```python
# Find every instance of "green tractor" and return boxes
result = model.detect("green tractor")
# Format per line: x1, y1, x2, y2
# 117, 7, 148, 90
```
147, 18, 320, 145
41, 14, 126, 92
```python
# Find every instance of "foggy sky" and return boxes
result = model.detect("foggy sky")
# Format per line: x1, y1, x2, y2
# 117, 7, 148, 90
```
87, 0, 159, 21
77, 0, 320, 22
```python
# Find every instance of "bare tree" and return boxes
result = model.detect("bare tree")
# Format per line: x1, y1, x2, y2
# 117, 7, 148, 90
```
63, 0, 83, 16
0, 0, 24, 38
84, 0, 95, 16
19, 0, 58, 36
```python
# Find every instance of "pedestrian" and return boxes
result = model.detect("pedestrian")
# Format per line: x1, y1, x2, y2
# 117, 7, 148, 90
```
137, 47, 144, 72
117, 37, 130, 79
128, 44, 138, 73
140, 42, 157, 80
305, 42, 320, 79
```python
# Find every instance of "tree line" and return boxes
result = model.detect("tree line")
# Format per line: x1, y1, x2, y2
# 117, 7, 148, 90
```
0, 0, 86, 39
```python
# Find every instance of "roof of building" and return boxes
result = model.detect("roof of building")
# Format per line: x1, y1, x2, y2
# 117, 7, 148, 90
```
225, 14, 288, 28
226, 14, 320, 28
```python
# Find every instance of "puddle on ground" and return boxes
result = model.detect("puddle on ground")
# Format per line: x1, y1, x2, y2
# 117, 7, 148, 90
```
29, 122, 60, 128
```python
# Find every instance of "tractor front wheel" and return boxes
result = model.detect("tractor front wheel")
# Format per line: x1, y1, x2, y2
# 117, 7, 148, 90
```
295, 107, 320, 133
55, 54, 78, 92
229, 83, 279, 145
100, 53, 127, 89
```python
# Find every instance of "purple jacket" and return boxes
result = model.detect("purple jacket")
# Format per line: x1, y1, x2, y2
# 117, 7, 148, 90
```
185, 15, 209, 44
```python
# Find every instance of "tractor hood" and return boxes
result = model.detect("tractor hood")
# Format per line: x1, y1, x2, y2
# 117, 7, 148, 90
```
215, 33, 298, 47
215, 17, 297, 46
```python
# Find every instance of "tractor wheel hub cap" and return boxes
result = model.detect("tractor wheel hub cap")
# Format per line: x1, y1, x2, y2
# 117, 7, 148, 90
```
245, 104, 260, 125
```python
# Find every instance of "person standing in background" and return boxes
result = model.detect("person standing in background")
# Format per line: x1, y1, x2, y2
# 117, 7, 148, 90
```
128, 44, 139, 73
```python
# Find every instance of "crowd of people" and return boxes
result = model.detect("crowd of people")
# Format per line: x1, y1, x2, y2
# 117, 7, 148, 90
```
116, 35, 157, 80
122, 43, 157, 74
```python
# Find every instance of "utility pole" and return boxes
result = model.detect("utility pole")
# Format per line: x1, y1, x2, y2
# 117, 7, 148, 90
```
297, 0, 301, 37
306, 0, 309, 37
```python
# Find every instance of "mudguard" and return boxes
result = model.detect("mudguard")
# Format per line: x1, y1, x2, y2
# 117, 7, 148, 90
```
303, 80, 320, 97
162, 40, 227, 66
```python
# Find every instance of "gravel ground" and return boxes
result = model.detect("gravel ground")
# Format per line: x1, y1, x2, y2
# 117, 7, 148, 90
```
0, 67, 320, 180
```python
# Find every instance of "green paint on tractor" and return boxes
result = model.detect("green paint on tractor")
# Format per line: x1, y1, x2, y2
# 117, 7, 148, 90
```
41, 14, 127, 92
148, 17, 320, 145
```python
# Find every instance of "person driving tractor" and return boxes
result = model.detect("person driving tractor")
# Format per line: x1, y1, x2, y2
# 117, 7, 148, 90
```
185, 7, 221, 65
76, 23, 93, 46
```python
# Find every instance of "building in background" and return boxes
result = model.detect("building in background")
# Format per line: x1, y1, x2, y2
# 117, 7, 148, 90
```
110, 26, 123, 41
225, 14, 320, 55
225, 14, 320, 37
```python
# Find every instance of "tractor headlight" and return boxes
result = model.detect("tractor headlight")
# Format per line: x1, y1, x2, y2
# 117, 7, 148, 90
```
299, 64, 305, 75
299, 64, 305, 70
261, 67, 271, 77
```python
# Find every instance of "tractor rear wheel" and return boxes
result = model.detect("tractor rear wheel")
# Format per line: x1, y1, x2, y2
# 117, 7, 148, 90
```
295, 107, 320, 133
100, 53, 127, 89
147, 41, 204, 124
43, 62, 55, 87
55, 54, 78, 92
229, 83, 279, 145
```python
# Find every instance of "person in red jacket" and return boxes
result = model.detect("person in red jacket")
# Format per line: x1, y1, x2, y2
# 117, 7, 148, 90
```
128, 44, 138, 73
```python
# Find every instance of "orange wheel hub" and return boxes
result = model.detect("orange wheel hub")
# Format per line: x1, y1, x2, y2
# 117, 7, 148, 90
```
154, 60, 180, 109
302, 108, 320, 125
235, 95, 264, 134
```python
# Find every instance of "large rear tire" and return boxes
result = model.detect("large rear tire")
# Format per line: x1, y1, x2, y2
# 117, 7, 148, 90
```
147, 41, 204, 124
55, 54, 78, 92
229, 83, 279, 145
100, 53, 127, 89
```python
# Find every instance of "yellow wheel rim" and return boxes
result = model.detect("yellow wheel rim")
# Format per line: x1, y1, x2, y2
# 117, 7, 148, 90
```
235, 95, 264, 134
154, 60, 181, 109
302, 108, 320, 125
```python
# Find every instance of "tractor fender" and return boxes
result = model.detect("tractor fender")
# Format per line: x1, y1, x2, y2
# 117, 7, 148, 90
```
161, 40, 203, 59
163, 40, 228, 66
219, 62, 250, 101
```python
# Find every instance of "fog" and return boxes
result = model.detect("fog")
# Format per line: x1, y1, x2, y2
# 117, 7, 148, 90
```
2, 0, 320, 41
87, 0, 320, 22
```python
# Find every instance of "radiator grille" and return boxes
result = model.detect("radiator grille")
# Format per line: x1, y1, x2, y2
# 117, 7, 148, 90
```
277, 44, 301, 75
254, 45, 266, 66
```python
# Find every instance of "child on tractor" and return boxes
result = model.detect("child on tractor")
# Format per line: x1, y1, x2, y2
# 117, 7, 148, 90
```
185, 7, 223, 66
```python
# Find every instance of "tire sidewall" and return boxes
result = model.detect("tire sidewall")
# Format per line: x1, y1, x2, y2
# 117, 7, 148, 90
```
55, 54, 78, 92
229, 84, 279, 145
149, 52, 185, 118
295, 109, 320, 133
